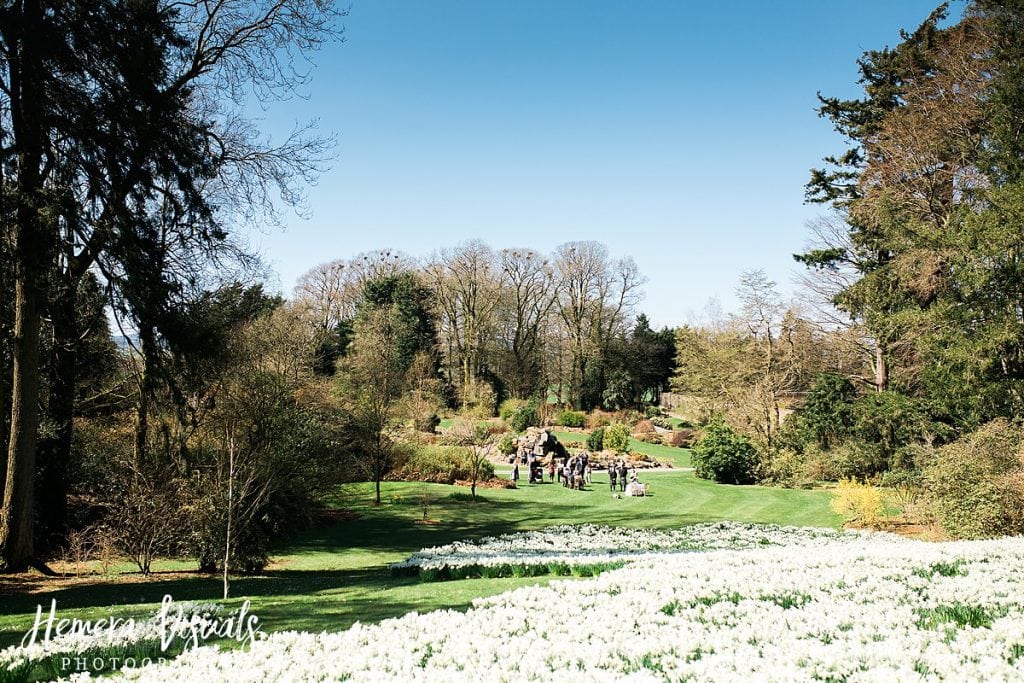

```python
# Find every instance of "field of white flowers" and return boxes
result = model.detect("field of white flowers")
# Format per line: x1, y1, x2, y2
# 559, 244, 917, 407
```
62, 522, 1024, 682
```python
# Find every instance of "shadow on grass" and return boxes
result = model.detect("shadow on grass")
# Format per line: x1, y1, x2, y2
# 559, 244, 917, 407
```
0, 476, 837, 649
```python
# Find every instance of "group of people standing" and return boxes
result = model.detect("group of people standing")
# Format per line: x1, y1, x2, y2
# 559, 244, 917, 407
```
608, 460, 639, 493
557, 452, 591, 490
509, 451, 642, 494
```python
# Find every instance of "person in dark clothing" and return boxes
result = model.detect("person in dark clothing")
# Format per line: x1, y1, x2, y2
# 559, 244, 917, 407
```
619, 461, 628, 492
609, 465, 617, 492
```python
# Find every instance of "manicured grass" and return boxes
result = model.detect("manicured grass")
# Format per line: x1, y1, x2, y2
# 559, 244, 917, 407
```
0, 474, 839, 650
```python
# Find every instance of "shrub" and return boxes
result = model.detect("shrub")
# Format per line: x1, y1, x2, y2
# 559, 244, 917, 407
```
667, 429, 694, 448
924, 419, 1024, 539
830, 479, 885, 527
413, 413, 440, 433
586, 411, 613, 429
852, 391, 942, 466
506, 403, 540, 432
760, 448, 806, 488
392, 445, 495, 484
587, 427, 606, 451
650, 416, 672, 430
611, 410, 643, 428
633, 419, 655, 434
829, 440, 887, 481
603, 423, 631, 453
644, 405, 663, 418
496, 432, 517, 456
498, 399, 527, 421
556, 410, 587, 428
796, 373, 857, 450
634, 432, 662, 444
881, 468, 924, 511
691, 421, 758, 485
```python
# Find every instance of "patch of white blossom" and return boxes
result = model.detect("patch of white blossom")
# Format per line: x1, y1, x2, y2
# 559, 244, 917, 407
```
90, 526, 1024, 681
390, 521, 881, 571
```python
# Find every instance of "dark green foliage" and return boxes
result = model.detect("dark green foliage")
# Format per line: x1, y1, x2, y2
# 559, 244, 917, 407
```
313, 319, 353, 376
359, 272, 439, 373
852, 392, 939, 467
913, 561, 965, 579
587, 427, 606, 451
796, 373, 857, 450
973, 0, 1024, 183
507, 403, 540, 432
691, 421, 758, 485
601, 315, 677, 410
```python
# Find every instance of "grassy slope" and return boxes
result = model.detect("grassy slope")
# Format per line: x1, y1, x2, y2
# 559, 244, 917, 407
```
0, 473, 838, 649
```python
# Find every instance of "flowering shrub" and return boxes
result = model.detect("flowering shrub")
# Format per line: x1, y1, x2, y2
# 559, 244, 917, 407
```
830, 479, 885, 526
101, 529, 1024, 682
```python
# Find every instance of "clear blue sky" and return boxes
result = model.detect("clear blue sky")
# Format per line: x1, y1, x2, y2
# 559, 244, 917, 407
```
251, 0, 961, 328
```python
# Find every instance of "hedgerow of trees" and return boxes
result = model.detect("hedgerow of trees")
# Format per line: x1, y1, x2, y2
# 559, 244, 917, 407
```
680, 2, 1024, 538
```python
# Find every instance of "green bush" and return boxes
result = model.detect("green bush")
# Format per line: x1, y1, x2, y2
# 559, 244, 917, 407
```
644, 405, 663, 418
924, 419, 1024, 539
496, 432, 517, 456
556, 410, 587, 428
829, 440, 888, 481
759, 448, 805, 487
587, 427, 606, 451
796, 373, 857, 450
506, 403, 540, 432
498, 398, 527, 421
691, 420, 758, 485
603, 423, 631, 453
853, 391, 942, 468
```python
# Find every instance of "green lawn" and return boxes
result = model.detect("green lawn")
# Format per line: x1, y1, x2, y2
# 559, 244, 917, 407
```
0, 474, 839, 650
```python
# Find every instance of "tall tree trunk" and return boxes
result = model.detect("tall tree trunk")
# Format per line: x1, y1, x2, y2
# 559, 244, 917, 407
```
35, 279, 76, 554
1, 0, 49, 571
134, 326, 159, 467
223, 432, 234, 600
874, 345, 889, 392
1, 272, 44, 570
